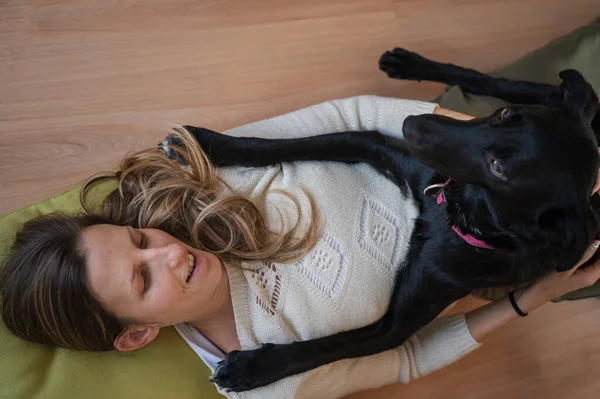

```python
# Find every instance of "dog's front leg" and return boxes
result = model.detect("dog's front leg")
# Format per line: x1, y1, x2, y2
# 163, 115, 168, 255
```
211, 259, 468, 392
379, 48, 560, 106
162, 126, 411, 169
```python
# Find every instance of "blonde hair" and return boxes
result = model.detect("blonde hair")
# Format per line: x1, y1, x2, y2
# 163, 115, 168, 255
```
82, 126, 319, 263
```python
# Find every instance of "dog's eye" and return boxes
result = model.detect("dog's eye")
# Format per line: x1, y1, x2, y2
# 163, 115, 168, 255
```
500, 108, 512, 120
490, 159, 505, 178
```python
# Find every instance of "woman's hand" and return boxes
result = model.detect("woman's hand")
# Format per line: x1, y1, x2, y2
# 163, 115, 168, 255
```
517, 239, 600, 313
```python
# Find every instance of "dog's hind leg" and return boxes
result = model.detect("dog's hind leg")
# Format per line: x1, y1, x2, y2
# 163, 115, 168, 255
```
379, 48, 561, 107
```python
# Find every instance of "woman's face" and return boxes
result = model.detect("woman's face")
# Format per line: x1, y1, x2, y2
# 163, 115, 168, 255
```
81, 224, 229, 329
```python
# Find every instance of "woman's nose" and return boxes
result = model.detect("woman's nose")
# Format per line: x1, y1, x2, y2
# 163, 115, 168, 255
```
145, 243, 188, 270
164, 243, 188, 269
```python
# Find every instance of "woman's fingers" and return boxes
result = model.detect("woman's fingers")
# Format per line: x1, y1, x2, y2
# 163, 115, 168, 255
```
572, 252, 600, 287
573, 240, 600, 269
528, 241, 600, 304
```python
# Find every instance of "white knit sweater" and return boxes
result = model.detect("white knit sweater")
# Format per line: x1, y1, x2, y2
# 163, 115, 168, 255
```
175, 96, 480, 398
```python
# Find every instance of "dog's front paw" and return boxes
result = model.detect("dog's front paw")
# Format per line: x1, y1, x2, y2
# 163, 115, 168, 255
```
211, 344, 282, 392
158, 134, 187, 165
379, 48, 427, 81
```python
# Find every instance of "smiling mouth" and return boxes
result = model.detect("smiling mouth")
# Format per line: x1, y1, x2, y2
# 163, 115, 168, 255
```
187, 253, 197, 283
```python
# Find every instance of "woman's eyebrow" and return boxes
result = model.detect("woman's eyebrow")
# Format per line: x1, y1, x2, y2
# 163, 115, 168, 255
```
127, 226, 138, 246
126, 227, 141, 296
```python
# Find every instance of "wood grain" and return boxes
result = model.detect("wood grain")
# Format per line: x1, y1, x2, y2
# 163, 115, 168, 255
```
1, 1, 599, 398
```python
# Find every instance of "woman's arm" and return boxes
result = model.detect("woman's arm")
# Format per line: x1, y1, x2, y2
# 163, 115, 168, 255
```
224, 96, 437, 139
224, 97, 474, 141
467, 239, 600, 342
265, 241, 600, 399
432, 106, 474, 120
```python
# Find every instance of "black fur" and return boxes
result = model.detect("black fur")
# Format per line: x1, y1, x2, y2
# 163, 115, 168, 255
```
161, 48, 600, 391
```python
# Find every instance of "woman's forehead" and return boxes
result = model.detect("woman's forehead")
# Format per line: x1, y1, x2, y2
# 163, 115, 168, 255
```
81, 224, 136, 308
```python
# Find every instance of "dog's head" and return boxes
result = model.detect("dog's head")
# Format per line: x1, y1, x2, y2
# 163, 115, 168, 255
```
404, 70, 600, 272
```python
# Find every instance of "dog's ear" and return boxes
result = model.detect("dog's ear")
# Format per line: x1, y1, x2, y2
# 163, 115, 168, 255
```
536, 205, 596, 272
558, 69, 599, 124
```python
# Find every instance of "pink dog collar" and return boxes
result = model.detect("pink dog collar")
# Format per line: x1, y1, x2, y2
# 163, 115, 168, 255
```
425, 179, 495, 250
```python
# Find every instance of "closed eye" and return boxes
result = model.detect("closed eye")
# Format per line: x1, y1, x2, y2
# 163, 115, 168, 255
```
138, 231, 148, 249
136, 230, 150, 293
141, 267, 150, 294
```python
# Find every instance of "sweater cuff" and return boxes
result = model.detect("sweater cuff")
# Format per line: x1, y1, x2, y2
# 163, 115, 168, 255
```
347, 96, 437, 138
409, 313, 481, 379
437, 313, 481, 355
411, 100, 439, 115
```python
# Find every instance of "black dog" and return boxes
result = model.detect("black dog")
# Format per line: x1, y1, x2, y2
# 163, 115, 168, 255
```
162, 48, 600, 391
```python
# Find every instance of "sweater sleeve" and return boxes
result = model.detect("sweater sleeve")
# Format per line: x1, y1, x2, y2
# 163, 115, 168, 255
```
223, 95, 437, 139
227, 313, 479, 399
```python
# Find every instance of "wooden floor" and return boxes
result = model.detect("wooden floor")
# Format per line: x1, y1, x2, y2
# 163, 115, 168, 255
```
1, 1, 600, 398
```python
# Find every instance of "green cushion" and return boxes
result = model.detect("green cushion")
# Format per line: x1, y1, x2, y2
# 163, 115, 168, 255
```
435, 15, 600, 116
0, 183, 222, 399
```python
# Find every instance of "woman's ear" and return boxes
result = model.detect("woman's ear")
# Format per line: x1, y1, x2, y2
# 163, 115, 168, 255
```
113, 325, 160, 352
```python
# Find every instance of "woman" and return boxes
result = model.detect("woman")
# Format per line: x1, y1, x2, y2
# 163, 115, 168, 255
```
2, 96, 600, 398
